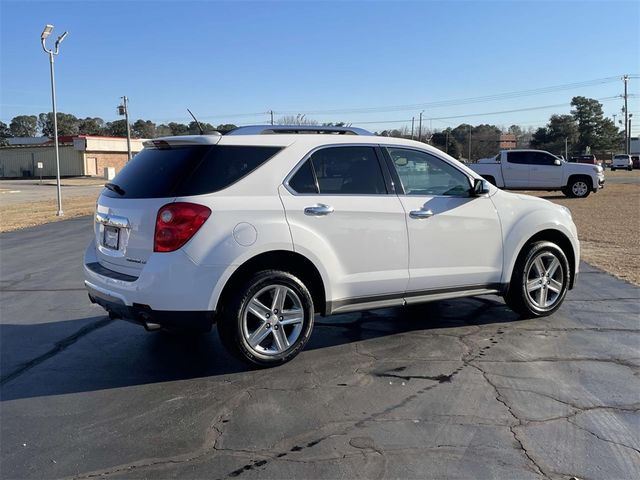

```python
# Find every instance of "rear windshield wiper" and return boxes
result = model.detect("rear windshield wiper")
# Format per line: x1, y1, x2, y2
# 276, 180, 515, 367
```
104, 183, 126, 196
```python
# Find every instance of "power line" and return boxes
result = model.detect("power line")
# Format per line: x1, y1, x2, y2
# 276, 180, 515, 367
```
347, 96, 623, 127
279, 76, 627, 115
153, 74, 637, 123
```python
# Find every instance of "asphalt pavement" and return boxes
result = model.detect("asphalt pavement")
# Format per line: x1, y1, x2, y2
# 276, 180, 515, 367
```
1, 217, 639, 479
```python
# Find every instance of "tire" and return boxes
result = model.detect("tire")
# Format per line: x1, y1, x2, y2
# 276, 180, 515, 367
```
628, 167, 633, 171
567, 176, 591, 198
217, 270, 314, 367
611, 167, 616, 171
505, 241, 570, 318
484, 176, 496, 186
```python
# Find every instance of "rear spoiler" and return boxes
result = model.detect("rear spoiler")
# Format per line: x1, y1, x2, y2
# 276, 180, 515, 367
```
143, 133, 223, 149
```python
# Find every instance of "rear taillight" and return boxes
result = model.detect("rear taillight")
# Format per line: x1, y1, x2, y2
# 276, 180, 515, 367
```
154, 202, 211, 252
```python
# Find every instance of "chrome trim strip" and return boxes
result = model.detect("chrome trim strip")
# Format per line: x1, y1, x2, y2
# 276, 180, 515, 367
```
95, 212, 130, 229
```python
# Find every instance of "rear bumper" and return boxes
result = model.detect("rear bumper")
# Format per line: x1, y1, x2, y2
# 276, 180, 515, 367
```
84, 241, 227, 329
86, 280, 215, 331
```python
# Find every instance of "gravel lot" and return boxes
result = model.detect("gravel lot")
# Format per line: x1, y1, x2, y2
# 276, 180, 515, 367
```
532, 170, 640, 285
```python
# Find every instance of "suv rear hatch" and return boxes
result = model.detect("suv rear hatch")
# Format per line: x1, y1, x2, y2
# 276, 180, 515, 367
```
94, 137, 283, 276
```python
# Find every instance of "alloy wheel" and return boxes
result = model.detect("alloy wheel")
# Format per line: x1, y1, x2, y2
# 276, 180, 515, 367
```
525, 251, 564, 309
242, 284, 304, 355
571, 181, 588, 197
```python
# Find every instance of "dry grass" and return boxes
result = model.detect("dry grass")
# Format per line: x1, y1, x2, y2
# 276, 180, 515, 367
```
532, 176, 640, 285
0, 195, 97, 233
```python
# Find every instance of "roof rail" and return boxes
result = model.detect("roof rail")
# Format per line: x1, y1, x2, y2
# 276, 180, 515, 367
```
226, 125, 373, 136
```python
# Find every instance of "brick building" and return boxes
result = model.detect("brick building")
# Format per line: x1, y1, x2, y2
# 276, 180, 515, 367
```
498, 133, 517, 150
0, 135, 147, 178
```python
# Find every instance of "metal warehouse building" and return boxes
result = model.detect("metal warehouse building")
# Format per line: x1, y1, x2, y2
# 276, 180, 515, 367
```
0, 135, 147, 178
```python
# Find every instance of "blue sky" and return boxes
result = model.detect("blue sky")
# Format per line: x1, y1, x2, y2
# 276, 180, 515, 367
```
1, 0, 639, 133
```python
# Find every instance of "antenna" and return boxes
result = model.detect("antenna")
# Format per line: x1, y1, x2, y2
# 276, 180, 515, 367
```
187, 108, 204, 135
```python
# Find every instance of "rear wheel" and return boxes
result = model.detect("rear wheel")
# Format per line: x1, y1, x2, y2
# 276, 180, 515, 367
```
505, 241, 570, 318
217, 270, 314, 367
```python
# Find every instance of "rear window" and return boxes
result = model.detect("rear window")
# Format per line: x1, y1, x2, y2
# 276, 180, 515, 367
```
614, 155, 629, 160
102, 145, 282, 198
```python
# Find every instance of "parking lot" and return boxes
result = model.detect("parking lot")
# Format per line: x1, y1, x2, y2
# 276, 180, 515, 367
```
1, 216, 638, 479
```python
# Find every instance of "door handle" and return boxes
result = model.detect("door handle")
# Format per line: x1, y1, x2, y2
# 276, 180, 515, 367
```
409, 209, 434, 219
304, 204, 334, 216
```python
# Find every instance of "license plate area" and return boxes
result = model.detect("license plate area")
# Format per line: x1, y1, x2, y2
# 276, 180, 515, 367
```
103, 226, 120, 250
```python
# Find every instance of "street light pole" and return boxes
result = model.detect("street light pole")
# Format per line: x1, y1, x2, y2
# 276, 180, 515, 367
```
41, 24, 67, 217
418, 111, 423, 142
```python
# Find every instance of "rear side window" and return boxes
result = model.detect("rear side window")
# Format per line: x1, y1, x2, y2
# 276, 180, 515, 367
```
287, 146, 387, 195
102, 145, 282, 198
506, 151, 531, 164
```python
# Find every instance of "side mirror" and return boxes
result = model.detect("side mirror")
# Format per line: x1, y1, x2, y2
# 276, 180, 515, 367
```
554, 159, 562, 166
472, 178, 490, 196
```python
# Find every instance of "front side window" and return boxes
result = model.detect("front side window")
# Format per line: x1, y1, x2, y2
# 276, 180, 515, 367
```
530, 152, 557, 166
289, 146, 387, 195
387, 148, 471, 196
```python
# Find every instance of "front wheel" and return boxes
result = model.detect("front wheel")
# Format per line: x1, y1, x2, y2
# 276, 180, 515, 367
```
505, 241, 570, 318
568, 177, 591, 198
217, 270, 314, 367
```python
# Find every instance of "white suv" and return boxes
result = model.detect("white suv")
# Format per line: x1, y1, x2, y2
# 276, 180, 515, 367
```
84, 126, 580, 366
611, 154, 633, 171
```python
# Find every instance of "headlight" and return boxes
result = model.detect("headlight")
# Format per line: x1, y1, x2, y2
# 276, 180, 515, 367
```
593, 166, 603, 173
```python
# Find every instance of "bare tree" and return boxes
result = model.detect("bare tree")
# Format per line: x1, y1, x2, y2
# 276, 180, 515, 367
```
277, 114, 318, 125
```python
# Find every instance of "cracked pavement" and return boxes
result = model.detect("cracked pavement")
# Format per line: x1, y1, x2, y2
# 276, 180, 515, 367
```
1, 216, 639, 479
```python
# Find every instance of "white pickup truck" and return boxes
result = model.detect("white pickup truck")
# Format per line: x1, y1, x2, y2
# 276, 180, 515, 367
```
470, 149, 605, 198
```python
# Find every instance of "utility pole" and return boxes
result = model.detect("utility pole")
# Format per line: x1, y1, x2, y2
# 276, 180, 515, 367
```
468, 125, 472, 161
623, 75, 629, 154
565, 137, 568, 161
418, 111, 423, 142
629, 115, 633, 154
118, 96, 132, 161
445, 130, 449, 154
411, 117, 415, 140
269, 110, 274, 125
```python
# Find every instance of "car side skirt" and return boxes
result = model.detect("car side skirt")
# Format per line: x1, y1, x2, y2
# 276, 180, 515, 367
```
326, 283, 504, 315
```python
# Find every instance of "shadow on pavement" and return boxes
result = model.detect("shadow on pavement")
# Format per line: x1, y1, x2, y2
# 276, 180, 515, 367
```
0, 296, 517, 401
